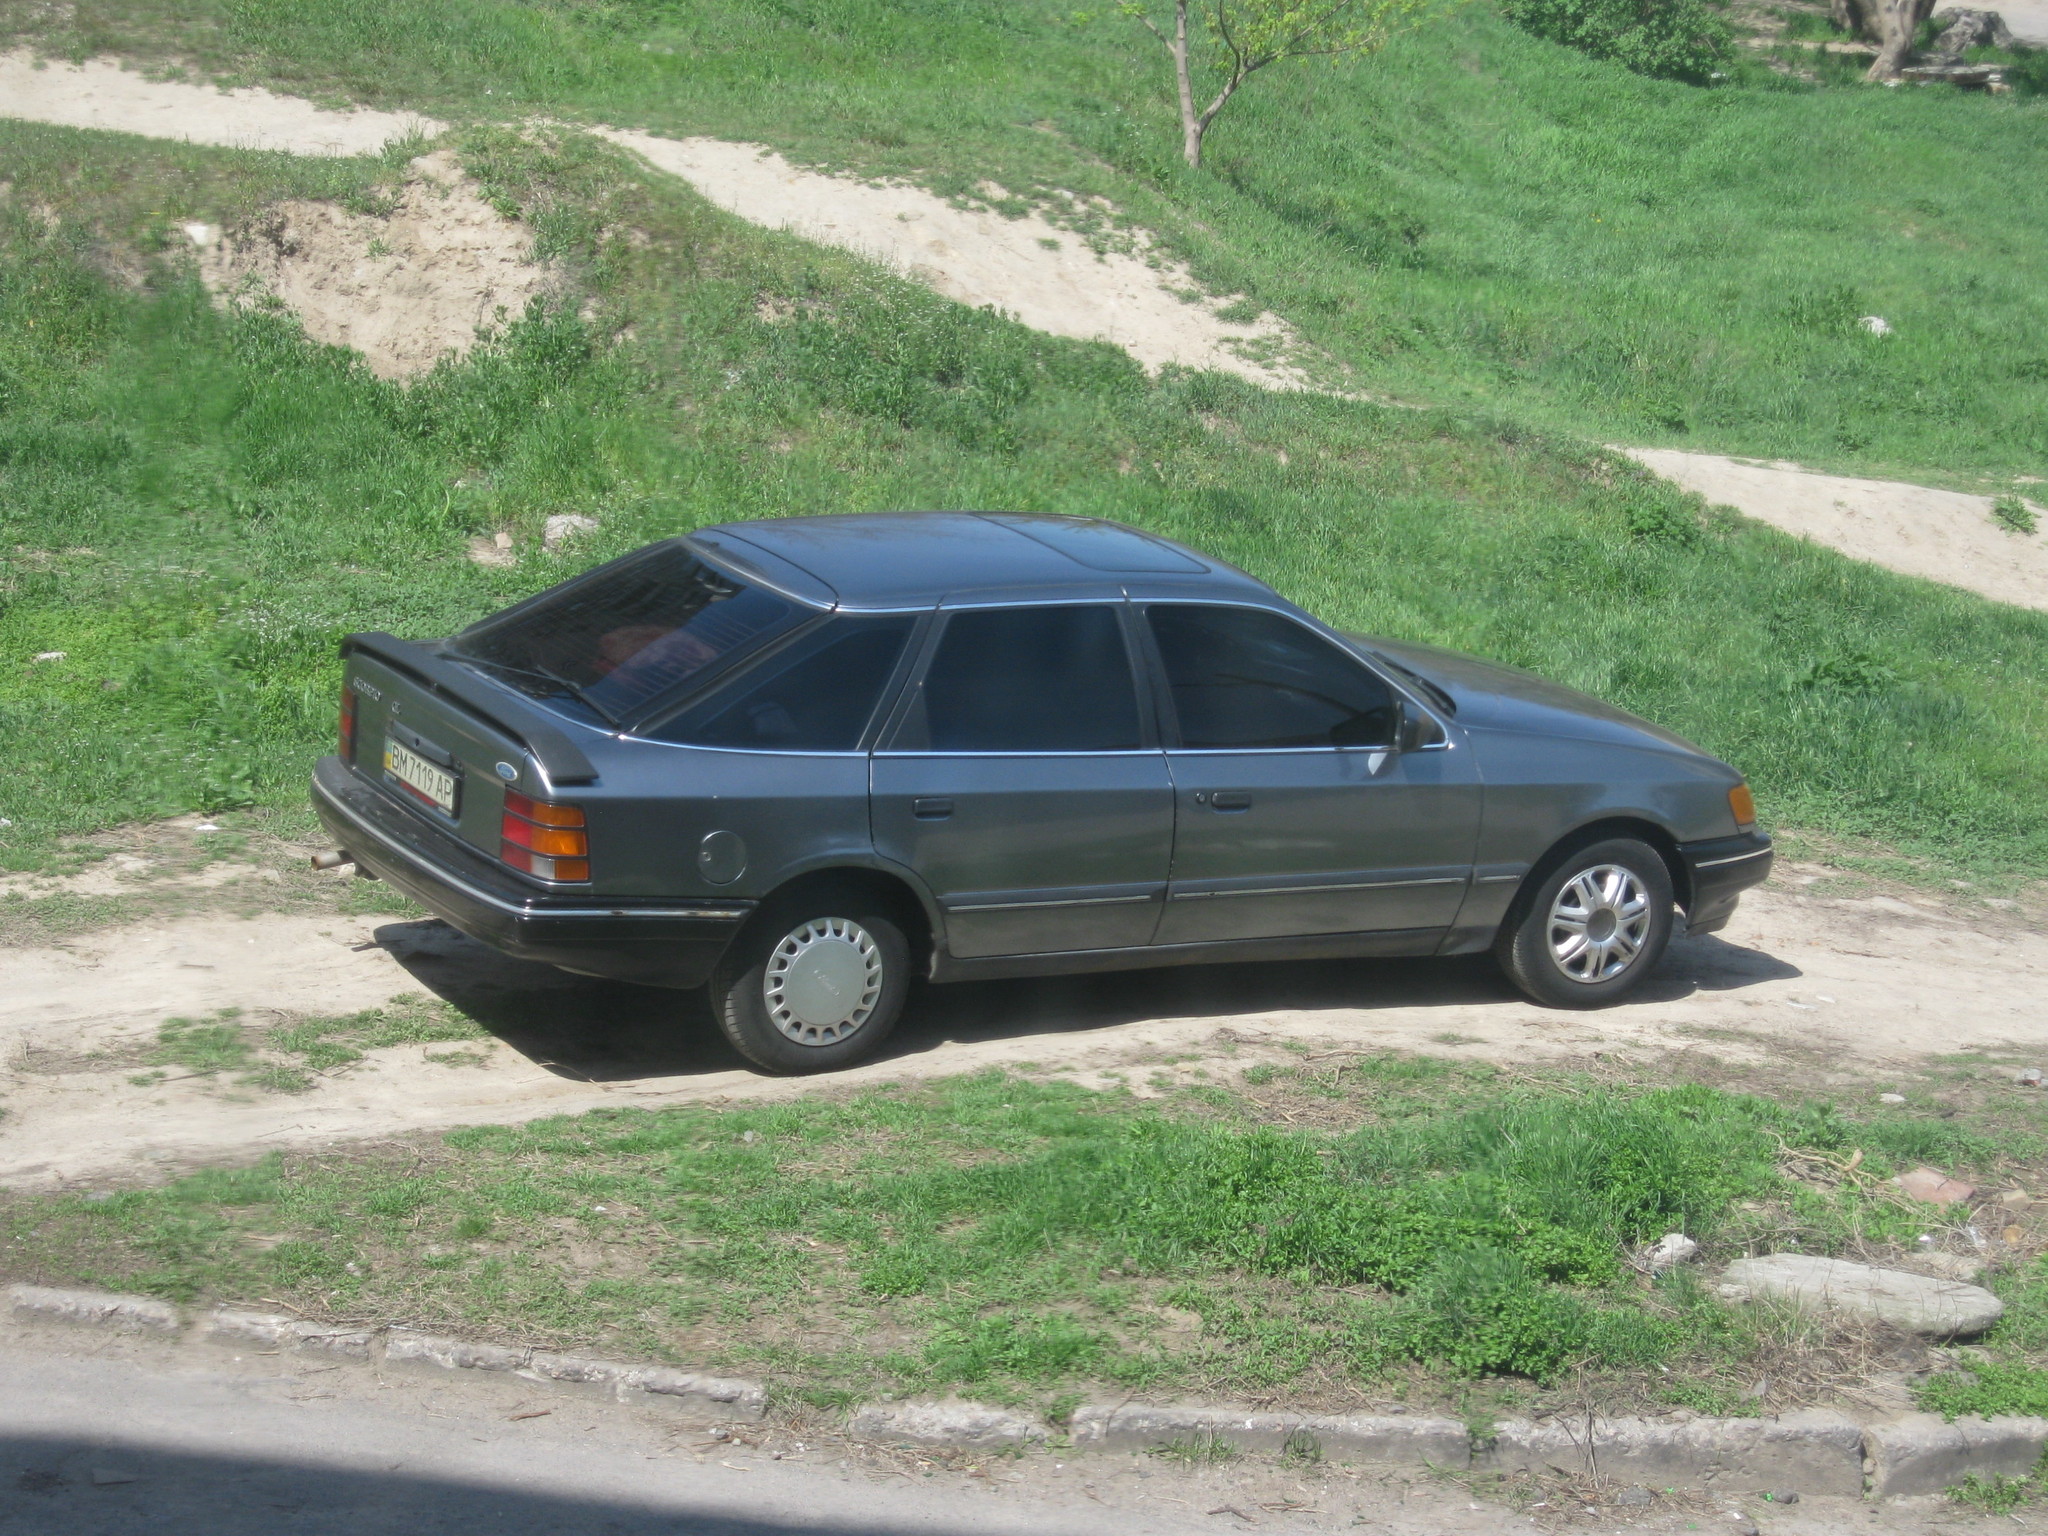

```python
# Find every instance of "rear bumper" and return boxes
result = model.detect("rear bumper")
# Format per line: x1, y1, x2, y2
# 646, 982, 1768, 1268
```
311, 757, 752, 988
1676, 830, 1774, 936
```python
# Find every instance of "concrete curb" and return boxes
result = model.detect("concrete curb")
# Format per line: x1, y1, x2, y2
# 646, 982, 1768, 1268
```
11, 1285, 2048, 1494
4, 1284, 764, 1422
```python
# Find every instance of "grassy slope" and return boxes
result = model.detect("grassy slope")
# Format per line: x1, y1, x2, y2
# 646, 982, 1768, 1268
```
3, 116, 2048, 876
12, 0, 2048, 483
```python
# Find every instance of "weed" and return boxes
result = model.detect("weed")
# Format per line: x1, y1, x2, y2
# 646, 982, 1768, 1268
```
1921, 1360, 2048, 1420
1951, 1459, 2048, 1513
1994, 495, 2038, 536
1151, 1432, 1238, 1464
151, 1011, 255, 1076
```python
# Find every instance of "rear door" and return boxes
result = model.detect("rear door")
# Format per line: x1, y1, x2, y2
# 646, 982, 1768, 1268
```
1142, 603, 1481, 945
870, 602, 1174, 958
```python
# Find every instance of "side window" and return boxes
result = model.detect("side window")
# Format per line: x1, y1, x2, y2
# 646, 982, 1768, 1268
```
1147, 605, 1396, 750
906, 605, 1141, 753
649, 616, 913, 750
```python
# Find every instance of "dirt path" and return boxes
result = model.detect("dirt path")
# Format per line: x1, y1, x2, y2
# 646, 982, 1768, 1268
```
0, 50, 440, 155
593, 129, 1305, 388
1624, 447, 2048, 612
4, 860, 2043, 1188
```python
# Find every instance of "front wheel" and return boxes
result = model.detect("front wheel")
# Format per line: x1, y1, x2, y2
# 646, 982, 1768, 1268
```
1495, 837, 1675, 1009
710, 899, 910, 1074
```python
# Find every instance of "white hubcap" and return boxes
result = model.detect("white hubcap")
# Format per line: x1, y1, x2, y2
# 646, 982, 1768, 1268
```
1547, 864, 1653, 984
763, 917, 884, 1045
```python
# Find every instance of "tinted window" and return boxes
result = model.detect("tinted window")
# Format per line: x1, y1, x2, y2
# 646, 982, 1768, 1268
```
911, 606, 1140, 753
650, 617, 914, 751
1148, 605, 1396, 749
453, 543, 803, 723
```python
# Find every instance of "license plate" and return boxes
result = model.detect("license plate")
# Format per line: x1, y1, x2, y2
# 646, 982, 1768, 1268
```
384, 739, 459, 816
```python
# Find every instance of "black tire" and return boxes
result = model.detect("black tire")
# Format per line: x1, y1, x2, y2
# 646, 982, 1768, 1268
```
1495, 836, 1675, 1009
710, 894, 911, 1075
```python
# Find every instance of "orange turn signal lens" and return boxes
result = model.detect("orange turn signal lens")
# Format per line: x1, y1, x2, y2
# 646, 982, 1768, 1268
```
1729, 783, 1756, 828
503, 790, 585, 828
501, 818, 588, 858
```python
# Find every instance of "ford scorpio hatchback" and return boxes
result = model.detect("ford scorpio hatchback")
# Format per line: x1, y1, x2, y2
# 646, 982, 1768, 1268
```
313, 513, 1771, 1074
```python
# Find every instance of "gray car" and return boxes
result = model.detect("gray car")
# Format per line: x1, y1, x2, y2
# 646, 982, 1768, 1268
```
313, 512, 1771, 1074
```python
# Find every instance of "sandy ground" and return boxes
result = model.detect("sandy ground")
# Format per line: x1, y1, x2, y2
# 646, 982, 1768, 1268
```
0, 50, 441, 156
594, 129, 1306, 388
3, 860, 2044, 1189
198, 150, 558, 379
1624, 448, 2048, 611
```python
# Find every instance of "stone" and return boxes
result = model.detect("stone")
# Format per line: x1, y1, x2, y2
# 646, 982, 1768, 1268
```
1765, 1489, 1800, 1503
1718, 1254, 2003, 1338
1068, 1405, 1470, 1467
1727, 1517, 1759, 1536
1999, 1190, 2033, 1209
1916, 1253, 1987, 1284
543, 514, 599, 551
1614, 1486, 1654, 1506
1895, 1166, 1976, 1206
1928, 8, 2018, 54
1859, 315, 1893, 336
1878, 1093, 1907, 1105
1647, 1233, 1701, 1273
1478, 1410, 1863, 1496
1866, 1413, 2048, 1497
382, 1329, 526, 1373
6, 1284, 180, 1334
202, 1308, 373, 1358
850, 1400, 1047, 1449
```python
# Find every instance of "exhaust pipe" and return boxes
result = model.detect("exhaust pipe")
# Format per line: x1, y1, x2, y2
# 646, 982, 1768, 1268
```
311, 849, 352, 871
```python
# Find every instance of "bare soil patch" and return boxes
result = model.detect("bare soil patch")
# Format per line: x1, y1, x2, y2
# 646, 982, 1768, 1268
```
198, 149, 559, 379
1624, 447, 2048, 611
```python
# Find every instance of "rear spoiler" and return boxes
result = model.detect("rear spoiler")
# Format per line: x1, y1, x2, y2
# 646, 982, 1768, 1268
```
341, 632, 600, 786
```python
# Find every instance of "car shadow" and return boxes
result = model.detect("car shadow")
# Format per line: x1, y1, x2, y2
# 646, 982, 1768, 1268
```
373, 916, 1802, 1085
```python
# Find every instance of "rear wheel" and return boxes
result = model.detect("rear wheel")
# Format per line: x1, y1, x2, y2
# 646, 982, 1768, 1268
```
1495, 837, 1674, 1009
710, 896, 910, 1074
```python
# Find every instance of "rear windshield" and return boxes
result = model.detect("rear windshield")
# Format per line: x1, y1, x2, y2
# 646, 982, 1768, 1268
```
452, 543, 806, 722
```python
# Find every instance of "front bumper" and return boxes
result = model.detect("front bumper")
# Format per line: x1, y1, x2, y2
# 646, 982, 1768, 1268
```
1676, 829, 1774, 936
312, 757, 753, 989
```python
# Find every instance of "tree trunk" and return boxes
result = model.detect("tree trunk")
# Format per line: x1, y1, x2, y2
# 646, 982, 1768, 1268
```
1171, 0, 1204, 168
1863, 0, 1936, 77
1831, 0, 1879, 37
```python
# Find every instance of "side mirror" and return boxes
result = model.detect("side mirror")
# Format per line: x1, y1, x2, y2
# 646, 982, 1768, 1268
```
1397, 699, 1444, 752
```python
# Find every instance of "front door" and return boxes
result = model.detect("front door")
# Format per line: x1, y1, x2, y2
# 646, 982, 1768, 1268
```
1142, 604, 1482, 946
872, 603, 1174, 958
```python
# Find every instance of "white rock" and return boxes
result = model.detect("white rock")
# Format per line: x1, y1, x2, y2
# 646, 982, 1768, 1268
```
32, 651, 65, 662
1879, 1093, 1907, 1105
543, 514, 599, 551
1646, 1233, 1700, 1273
1718, 1254, 2003, 1338
1859, 315, 1893, 336
182, 222, 216, 247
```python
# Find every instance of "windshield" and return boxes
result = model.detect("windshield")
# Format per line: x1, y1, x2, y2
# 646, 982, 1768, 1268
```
452, 543, 807, 722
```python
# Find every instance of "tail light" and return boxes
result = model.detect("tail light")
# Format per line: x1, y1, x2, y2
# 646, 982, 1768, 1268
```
339, 684, 358, 764
500, 791, 589, 882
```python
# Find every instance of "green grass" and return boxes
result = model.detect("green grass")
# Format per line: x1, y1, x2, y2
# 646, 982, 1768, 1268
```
2, 119, 2047, 878
144, 995, 488, 1093
8, 0, 2048, 484
2, 1066, 2034, 1406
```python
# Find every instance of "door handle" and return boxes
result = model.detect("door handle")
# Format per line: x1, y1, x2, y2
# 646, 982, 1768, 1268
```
1209, 791, 1253, 812
912, 797, 954, 820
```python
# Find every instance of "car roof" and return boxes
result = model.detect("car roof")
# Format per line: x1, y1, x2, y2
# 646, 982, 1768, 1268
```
693, 511, 1275, 610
